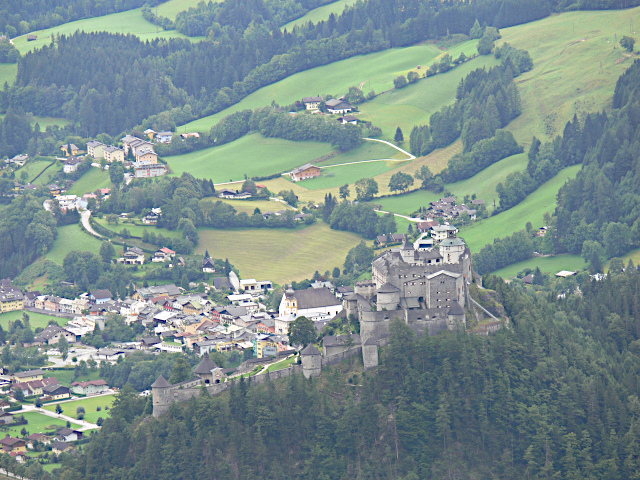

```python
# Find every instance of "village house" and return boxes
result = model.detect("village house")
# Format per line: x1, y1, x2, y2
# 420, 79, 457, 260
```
239, 279, 272, 294
63, 156, 83, 174
60, 144, 79, 156
0, 437, 26, 453
54, 428, 82, 443
302, 96, 322, 110
8, 154, 28, 166
144, 129, 157, 140
143, 208, 162, 225
290, 163, 321, 182
102, 145, 125, 163
278, 286, 343, 321
48, 184, 61, 196
56, 194, 78, 212
71, 379, 109, 395
180, 132, 200, 139
338, 114, 358, 125
134, 162, 166, 178
153, 247, 176, 263
12, 369, 44, 383
34, 324, 76, 346
51, 441, 74, 455
202, 257, 216, 273
86, 141, 105, 158
0, 412, 13, 425
0, 285, 23, 313
89, 289, 112, 304
217, 188, 251, 199
22, 291, 41, 308
430, 224, 459, 242
26, 433, 51, 448
43, 383, 71, 401
12, 377, 59, 397
325, 98, 353, 114
119, 247, 145, 265
155, 131, 173, 143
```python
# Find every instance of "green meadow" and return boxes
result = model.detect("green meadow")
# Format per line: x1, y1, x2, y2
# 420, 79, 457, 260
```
196, 222, 364, 284
491, 254, 587, 278
0, 311, 66, 330
0, 63, 17, 87
459, 164, 581, 253
92, 216, 181, 241
2, 412, 81, 437
33, 116, 70, 129
320, 140, 408, 166
66, 168, 114, 196
299, 160, 400, 190
371, 190, 440, 217
15, 160, 54, 184
178, 45, 441, 133
281, 0, 359, 31
212, 198, 296, 214
44, 395, 116, 424
44, 368, 102, 388
156, 0, 214, 20
165, 133, 333, 181
46, 224, 103, 265
32, 161, 63, 186
13, 7, 201, 55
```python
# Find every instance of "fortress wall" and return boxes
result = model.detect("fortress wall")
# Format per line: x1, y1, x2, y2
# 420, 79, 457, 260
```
321, 345, 362, 368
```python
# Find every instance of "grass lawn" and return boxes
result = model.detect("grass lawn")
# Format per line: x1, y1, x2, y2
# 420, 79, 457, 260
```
1, 412, 81, 437
358, 55, 501, 140
66, 168, 114, 196
499, 6, 640, 145
156, 0, 215, 19
491, 254, 587, 278
266, 356, 297, 372
165, 133, 333, 182
196, 222, 364, 284
447, 153, 529, 212
44, 368, 102, 387
13, 7, 201, 55
459, 164, 581, 253
92, 216, 181, 241
0, 63, 17, 87
14, 160, 54, 184
0, 311, 67, 330
32, 161, 63, 186
178, 45, 441, 133
372, 190, 440, 216
46, 224, 103, 265
33, 116, 70, 129
43, 394, 115, 424
320, 140, 408, 166
298, 160, 402, 190
281, 0, 359, 30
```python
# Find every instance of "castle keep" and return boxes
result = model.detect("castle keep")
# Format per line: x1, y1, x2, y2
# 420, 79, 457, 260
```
345, 229, 472, 343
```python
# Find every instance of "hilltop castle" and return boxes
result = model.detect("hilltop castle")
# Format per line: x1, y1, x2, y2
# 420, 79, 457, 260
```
345, 228, 473, 343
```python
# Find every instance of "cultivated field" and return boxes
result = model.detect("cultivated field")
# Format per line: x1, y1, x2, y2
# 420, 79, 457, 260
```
46, 224, 103, 265
491, 254, 587, 278
44, 395, 115, 424
165, 133, 333, 181
459, 164, 581, 253
66, 168, 113, 196
195, 222, 364, 284
178, 45, 441, 132
13, 7, 200, 55
281, 0, 359, 30
0, 311, 67, 330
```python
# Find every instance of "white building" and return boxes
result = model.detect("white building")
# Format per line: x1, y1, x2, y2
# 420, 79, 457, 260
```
134, 163, 166, 178
278, 286, 342, 321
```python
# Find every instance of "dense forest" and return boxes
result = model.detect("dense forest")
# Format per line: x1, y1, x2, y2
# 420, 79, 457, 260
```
24, 270, 640, 479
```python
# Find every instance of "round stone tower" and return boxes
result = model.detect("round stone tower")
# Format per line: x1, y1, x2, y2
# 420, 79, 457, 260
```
151, 375, 172, 418
301, 344, 322, 378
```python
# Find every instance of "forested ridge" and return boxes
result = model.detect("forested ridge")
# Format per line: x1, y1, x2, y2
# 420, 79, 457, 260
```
32, 271, 640, 480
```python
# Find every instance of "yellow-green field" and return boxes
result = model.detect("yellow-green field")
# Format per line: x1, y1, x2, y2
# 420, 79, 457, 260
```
0, 311, 68, 330
66, 168, 114, 196
2, 412, 81, 437
156, 0, 214, 19
491, 254, 587, 278
13, 7, 202, 55
0, 63, 17, 87
211, 198, 296, 214
15, 160, 54, 184
46, 224, 103, 265
196, 222, 365, 284
281, 0, 360, 31
44, 395, 115, 424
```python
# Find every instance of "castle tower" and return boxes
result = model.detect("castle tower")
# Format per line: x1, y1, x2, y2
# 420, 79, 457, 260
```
151, 375, 172, 418
301, 344, 322, 378
193, 352, 218, 385
439, 237, 466, 264
362, 338, 379, 369
400, 238, 415, 263
376, 282, 400, 311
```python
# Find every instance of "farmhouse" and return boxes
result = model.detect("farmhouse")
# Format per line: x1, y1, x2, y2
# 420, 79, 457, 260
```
302, 96, 322, 110
34, 324, 76, 345
42, 383, 71, 400
290, 163, 320, 182
89, 289, 112, 304
325, 98, 353, 114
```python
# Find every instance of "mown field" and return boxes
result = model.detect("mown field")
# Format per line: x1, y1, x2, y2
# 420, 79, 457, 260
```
32, 161, 63, 186
2, 412, 81, 437
165, 133, 333, 181
211, 198, 296, 214
178, 45, 441, 132
92, 216, 181, 240
156, 0, 212, 19
44, 368, 102, 388
66, 168, 113, 196
0, 311, 66, 330
459, 164, 581, 253
46, 224, 103, 265
281, 0, 359, 31
298, 160, 402, 190
15, 160, 54, 184
320, 140, 408, 166
44, 394, 115, 424
13, 7, 201, 55
196, 222, 364, 284
491, 254, 587, 278
371, 190, 439, 216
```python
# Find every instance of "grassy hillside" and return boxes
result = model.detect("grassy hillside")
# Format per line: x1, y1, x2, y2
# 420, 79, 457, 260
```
500, 6, 640, 145
210, 198, 296, 214
156, 0, 213, 20
320, 140, 407, 166
459, 164, 581, 253
0, 63, 17, 87
298, 160, 403, 190
281, 0, 359, 31
46, 224, 103, 265
178, 45, 441, 133
32, 161, 63, 186
66, 168, 114, 196
196, 222, 364, 284
491, 254, 587, 278
165, 133, 333, 181
15, 160, 54, 183
13, 7, 201, 55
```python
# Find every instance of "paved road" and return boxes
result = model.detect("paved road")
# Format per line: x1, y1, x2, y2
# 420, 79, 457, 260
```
81, 210, 103, 238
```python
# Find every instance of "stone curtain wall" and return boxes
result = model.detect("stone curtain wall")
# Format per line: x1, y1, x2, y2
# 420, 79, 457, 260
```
321, 345, 362, 368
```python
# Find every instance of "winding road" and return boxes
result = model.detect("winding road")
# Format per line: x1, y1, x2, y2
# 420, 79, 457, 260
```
81, 210, 103, 238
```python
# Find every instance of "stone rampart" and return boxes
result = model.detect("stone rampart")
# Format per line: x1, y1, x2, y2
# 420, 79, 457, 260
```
321, 346, 362, 368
